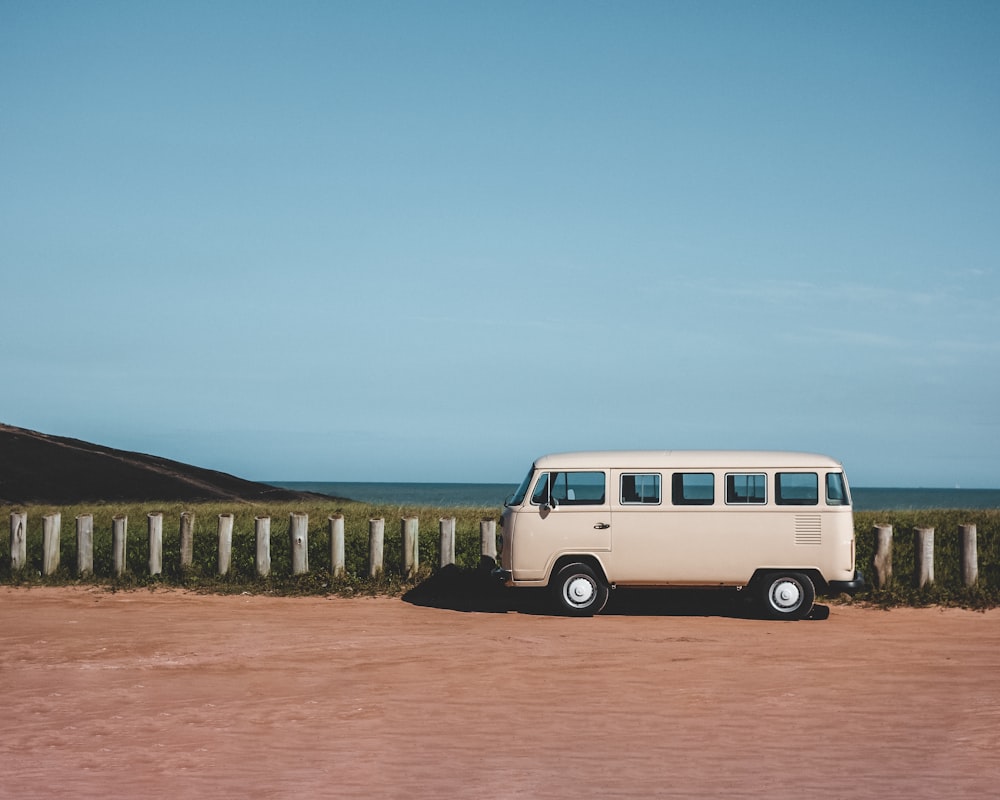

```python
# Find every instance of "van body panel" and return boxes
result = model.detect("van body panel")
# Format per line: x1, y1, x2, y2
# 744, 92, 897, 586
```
509, 505, 612, 581
498, 450, 857, 592
607, 503, 856, 585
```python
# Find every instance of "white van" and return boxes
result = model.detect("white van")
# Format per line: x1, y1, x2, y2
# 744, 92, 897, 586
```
495, 451, 865, 618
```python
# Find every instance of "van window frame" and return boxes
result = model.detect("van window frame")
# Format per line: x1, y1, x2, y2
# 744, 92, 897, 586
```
725, 472, 767, 505
530, 471, 607, 507
671, 472, 715, 506
774, 472, 819, 506
826, 472, 850, 506
620, 473, 662, 505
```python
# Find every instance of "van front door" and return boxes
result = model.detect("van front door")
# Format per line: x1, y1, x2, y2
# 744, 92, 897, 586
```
511, 470, 611, 581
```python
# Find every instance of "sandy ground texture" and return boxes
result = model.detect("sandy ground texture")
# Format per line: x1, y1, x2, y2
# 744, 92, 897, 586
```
2, 586, 998, 800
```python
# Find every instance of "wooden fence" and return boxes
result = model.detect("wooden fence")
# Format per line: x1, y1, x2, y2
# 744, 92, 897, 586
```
7, 512, 986, 590
870, 523, 980, 589
8, 511, 498, 579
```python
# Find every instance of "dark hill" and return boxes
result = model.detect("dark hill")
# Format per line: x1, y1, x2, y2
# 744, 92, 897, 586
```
0, 423, 331, 505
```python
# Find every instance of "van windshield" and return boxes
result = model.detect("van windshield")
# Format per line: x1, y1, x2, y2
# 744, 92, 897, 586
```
506, 467, 535, 506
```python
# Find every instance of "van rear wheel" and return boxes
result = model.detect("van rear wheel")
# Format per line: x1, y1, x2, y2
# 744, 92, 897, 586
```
758, 572, 815, 620
552, 563, 609, 617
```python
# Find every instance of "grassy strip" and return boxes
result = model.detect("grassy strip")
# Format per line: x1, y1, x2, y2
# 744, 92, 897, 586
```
0, 500, 497, 596
3, 503, 999, 607
853, 509, 1000, 609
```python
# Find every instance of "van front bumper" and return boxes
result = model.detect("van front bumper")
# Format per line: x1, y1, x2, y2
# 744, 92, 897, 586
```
826, 570, 866, 596
491, 567, 512, 585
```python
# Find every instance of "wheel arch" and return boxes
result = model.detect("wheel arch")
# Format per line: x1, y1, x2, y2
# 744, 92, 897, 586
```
548, 554, 610, 588
749, 567, 827, 595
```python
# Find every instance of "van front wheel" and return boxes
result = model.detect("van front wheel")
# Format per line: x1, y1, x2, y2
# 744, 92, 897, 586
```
552, 563, 609, 617
758, 572, 815, 620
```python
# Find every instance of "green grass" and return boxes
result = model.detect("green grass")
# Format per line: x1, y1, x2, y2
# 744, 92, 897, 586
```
3, 502, 999, 607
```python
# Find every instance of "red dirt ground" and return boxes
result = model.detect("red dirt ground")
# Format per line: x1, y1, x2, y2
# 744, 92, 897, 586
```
2, 587, 998, 799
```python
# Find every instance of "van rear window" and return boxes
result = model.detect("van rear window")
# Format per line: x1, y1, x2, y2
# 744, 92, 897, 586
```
826, 472, 850, 506
775, 472, 819, 505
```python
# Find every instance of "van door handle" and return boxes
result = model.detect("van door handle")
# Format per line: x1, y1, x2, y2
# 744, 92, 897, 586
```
594, 523, 610, 529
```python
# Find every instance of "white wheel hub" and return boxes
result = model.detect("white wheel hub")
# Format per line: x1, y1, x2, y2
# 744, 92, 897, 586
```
770, 579, 802, 611
565, 576, 595, 606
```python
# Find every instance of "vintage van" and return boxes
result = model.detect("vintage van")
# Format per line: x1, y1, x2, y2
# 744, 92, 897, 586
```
495, 451, 865, 619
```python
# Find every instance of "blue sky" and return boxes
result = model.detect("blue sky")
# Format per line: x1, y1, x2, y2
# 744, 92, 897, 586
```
2, 1, 998, 487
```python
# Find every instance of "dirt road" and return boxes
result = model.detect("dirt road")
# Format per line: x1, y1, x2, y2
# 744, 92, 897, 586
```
1, 586, 997, 799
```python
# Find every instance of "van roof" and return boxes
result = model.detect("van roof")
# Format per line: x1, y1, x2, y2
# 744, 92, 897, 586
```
533, 450, 844, 470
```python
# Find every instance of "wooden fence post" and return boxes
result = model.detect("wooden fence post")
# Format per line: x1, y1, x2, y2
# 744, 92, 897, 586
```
76, 514, 93, 577
369, 518, 385, 578
915, 526, 934, 588
42, 513, 61, 576
401, 516, 419, 578
480, 519, 497, 561
218, 514, 234, 577
179, 512, 195, 570
872, 524, 893, 589
439, 517, 456, 568
959, 524, 978, 587
255, 517, 271, 577
329, 515, 345, 578
290, 513, 309, 575
112, 516, 128, 577
148, 512, 163, 576
10, 511, 27, 571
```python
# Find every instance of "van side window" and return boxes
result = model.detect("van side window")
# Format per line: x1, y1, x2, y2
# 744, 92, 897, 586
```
621, 473, 661, 505
531, 473, 552, 505
826, 472, 850, 506
726, 473, 766, 504
671, 473, 714, 505
775, 472, 819, 505
531, 471, 606, 506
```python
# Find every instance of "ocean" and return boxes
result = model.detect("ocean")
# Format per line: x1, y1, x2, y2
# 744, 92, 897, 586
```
270, 482, 1000, 511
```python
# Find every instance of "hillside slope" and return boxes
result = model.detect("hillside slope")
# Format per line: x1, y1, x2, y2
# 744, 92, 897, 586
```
0, 423, 327, 504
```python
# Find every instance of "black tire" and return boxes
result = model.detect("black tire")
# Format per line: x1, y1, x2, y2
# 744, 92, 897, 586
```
552, 562, 609, 617
757, 572, 815, 621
